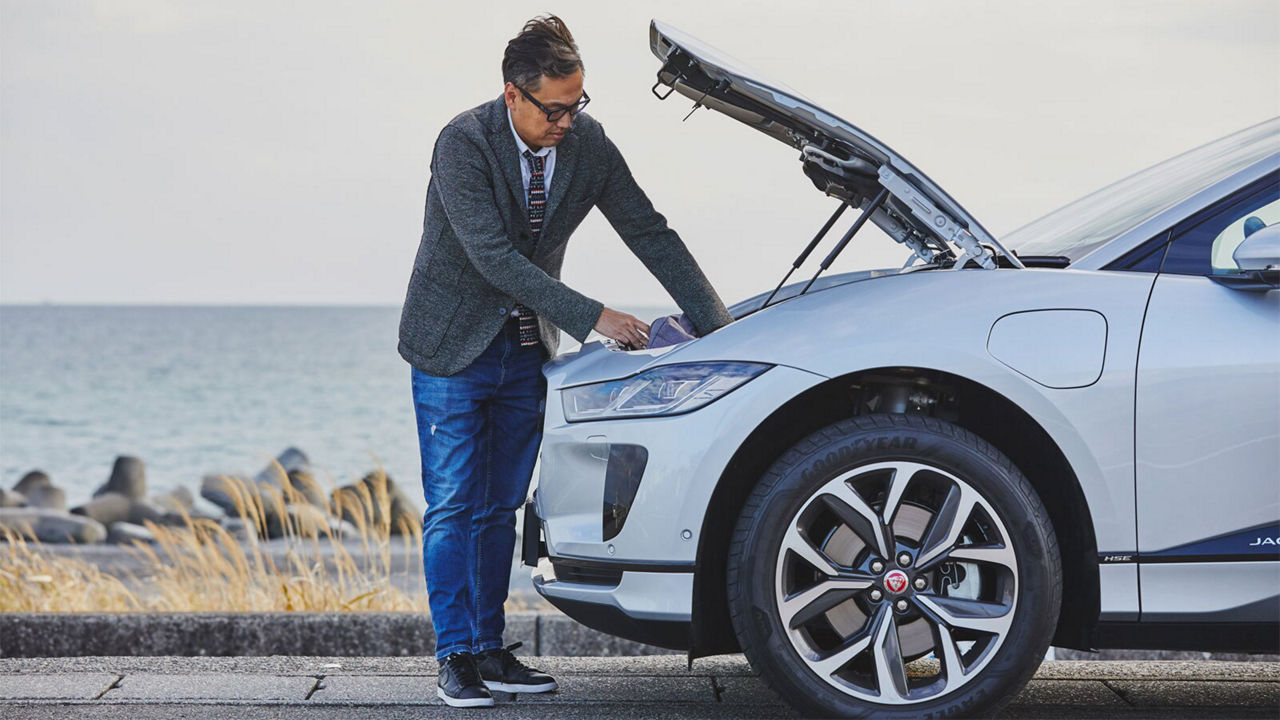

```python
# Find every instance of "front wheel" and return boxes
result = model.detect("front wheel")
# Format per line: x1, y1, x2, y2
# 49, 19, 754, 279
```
727, 414, 1061, 718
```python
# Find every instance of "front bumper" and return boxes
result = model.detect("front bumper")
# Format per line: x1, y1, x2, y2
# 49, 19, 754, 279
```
522, 497, 695, 649
525, 361, 827, 646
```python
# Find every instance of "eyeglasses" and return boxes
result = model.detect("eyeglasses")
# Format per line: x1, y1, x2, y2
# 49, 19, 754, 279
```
515, 84, 590, 122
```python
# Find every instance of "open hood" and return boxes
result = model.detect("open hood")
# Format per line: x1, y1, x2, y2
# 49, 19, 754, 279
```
649, 21, 1021, 270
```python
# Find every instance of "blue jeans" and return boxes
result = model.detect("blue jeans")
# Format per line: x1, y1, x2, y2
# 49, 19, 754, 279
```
411, 318, 548, 660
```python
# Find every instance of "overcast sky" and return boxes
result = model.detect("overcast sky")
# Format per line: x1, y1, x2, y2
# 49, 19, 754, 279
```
2, 0, 1276, 307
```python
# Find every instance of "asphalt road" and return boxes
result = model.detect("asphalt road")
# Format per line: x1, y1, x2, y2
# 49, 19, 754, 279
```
1, 656, 1276, 719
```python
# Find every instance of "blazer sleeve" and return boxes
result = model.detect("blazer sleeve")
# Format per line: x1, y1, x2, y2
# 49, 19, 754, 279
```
592, 124, 735, 336
431, 124, 604, 343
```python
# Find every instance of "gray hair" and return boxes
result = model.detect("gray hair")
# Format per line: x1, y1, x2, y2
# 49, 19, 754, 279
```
502, 15, 584, 91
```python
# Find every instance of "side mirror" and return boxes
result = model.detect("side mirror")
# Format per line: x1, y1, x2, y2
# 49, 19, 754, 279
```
1213, 222, 1280, 291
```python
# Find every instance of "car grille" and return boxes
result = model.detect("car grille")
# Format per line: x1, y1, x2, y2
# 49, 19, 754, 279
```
551, 561, 623, 587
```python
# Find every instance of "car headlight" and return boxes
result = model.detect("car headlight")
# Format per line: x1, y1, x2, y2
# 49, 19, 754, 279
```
561, 361, 772, 422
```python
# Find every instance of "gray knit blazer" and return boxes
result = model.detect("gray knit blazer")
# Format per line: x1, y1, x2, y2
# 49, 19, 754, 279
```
398, 96, 734, 376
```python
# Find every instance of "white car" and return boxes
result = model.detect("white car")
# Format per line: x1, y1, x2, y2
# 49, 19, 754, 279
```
524, 21, 1280, 718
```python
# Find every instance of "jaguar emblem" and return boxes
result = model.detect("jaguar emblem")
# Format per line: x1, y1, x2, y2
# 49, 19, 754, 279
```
884, 570, 909, 594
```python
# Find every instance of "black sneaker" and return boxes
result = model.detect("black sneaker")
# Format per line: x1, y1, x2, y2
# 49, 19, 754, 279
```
476, 642, 558, 693
437, 651, 495, 708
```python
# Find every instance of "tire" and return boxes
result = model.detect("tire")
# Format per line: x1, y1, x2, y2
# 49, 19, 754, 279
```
727, 414, 1061, 718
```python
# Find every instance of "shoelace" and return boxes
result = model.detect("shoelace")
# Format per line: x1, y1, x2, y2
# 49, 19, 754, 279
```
442, 652, 483, 687
487, 642, 541, 673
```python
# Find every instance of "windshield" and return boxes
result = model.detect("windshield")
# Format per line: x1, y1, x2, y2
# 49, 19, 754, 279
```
1003, 117, 1280, 260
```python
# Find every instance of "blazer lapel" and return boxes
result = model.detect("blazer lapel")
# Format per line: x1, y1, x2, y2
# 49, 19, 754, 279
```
542, 130, 579, 232
485, 99, 533, 246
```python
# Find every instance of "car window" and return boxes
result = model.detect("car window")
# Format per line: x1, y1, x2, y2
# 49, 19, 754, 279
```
1161, 172, 1280, 277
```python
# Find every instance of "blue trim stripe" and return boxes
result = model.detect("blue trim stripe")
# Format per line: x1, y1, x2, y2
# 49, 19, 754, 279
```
1100, 522, 1280, 564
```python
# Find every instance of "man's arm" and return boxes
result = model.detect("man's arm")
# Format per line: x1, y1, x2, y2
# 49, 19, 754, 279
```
431, 124, 604, 343
592, 124, 735, 336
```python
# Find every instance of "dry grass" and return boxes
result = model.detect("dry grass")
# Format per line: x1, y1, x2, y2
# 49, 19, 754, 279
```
0, 533, 140, 612
0, 465, 488, 613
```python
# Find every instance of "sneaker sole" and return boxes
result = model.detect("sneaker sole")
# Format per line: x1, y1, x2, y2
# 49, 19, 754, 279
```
483, 680, 558, 694
437, 687, 495, 707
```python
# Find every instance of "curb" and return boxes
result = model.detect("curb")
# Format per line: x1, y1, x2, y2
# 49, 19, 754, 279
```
0, 612, 680, 658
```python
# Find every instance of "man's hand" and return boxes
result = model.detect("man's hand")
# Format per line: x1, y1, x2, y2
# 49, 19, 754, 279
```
594, 307, 650, 349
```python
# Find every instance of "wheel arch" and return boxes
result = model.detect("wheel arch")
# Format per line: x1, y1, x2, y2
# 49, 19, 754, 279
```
690, 366, 1100, 658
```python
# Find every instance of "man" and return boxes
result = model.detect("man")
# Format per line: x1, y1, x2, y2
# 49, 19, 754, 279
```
398, 15, 734, 708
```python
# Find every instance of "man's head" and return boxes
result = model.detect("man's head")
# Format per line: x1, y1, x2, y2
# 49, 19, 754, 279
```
502, 15, 587, 151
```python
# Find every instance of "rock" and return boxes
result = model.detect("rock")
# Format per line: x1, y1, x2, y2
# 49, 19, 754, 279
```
253, 447, 310, 490
331, 483, 387, 529
370, 472, 420, 536
14, 470, 52, 495
157, 508, 221, 527
125, 498, 166, 526
106, 521, 156, 544
73, 493, 178, 529
23, 485, 66, 511
0, 508, 107, 544
330, 472, 420, 536
326, 517, 359, 538
330, 484, 365, 526
0, 508, 40, 539
200, 474, 255, 516
389, 496, 420, 536
150, 486, 194, 513
205, 466, 295, 537
360, 469, 397, 491
253, 483, 288, 536
265, 503, 330, 538
38, 513, 107, 544
285, 470, 327, 508
220, 517, 258, 547
290, 503, 329, 535
363, 471, 412, 508
94, 456, 147, 500
152, 512, 188, 527
70, 492, 132, 526
0, 488, 27, 508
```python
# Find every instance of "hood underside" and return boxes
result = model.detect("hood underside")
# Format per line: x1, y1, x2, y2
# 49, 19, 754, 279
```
648, 20, 1023, 270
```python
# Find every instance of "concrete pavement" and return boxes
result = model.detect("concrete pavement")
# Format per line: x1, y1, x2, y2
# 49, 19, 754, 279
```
0, 656, 1276, 718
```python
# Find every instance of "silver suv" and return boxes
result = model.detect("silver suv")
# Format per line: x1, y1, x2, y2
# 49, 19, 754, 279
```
523, 21, 1280, 718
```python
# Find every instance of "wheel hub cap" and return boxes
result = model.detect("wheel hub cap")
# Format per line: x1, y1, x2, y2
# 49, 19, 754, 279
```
883, 570, 909, 594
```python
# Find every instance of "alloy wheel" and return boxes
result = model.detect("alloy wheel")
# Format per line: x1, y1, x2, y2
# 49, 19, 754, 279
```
773, 460, 1019, 705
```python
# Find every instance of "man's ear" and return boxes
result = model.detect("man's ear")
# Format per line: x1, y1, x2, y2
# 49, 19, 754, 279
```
503, 83, 518, 111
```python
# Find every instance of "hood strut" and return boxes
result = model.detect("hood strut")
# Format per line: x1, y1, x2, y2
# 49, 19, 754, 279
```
801, 188, 889, 295
760, 188, 889, 310
762, 200, 849, 308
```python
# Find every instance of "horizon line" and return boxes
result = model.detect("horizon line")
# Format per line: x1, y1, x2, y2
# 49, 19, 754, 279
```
0, 301, 679, 309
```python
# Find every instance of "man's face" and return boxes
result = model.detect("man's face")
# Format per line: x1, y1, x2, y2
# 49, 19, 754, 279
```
504, 69, 584, 151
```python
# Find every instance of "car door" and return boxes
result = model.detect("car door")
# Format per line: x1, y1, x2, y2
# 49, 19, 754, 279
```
1134, 171, 1280, 622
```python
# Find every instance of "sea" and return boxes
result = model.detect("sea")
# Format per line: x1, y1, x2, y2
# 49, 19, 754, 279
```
0, 304, 673, 510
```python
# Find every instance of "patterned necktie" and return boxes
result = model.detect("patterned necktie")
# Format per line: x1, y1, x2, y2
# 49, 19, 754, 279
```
513, 150, 545, 347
